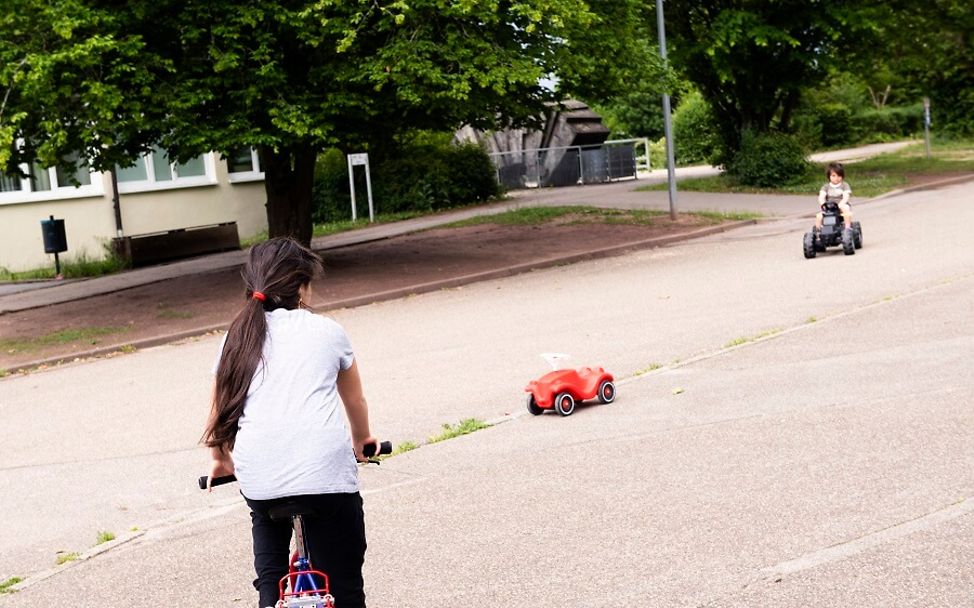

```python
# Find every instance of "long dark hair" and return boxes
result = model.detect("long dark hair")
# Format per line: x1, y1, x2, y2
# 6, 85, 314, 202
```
203, 237, 323, 450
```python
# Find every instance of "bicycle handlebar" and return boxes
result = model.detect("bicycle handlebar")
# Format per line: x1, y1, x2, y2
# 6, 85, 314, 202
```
197, 441, 393, 490
363, 440, 393, 458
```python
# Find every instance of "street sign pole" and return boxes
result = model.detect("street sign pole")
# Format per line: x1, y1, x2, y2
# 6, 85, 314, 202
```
656, 0, 678, 220
347, 154, 358, 222
347, 153, 375, 222
923, 97, 932, 160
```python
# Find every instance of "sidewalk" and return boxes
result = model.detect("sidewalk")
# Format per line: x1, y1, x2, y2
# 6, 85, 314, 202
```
0, 140, 933, 316
0, 143, 911, 312
0, 179, 746, 315
0, 142, 964, 332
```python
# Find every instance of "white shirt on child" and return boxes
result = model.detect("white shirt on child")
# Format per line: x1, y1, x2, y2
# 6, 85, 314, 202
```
213, 308, 358, 500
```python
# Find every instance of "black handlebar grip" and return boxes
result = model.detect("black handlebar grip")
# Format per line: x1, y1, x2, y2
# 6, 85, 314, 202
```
198, 474, 237, 490
363, 440, 393, 458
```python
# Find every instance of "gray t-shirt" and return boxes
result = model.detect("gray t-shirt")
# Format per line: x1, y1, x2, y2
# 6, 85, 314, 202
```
213, 308, 357, 500
820, 181, 851, 205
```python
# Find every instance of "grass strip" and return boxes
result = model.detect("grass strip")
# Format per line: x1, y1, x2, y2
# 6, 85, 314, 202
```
635, 140, 974, 198
0, 250, 129, 282
427, 418, 490, 443
95, 531, 116, 545
0, 326, 129, 354
444, 205, 759, 228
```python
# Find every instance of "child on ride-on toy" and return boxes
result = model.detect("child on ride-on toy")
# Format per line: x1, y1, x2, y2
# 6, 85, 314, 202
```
815, 162, 853, 232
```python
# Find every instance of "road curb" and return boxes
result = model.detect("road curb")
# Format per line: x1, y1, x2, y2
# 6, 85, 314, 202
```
778, 173, 974, 224
7, 530, 147, 593
865, 173, 974, 202
2, 219, 755, 376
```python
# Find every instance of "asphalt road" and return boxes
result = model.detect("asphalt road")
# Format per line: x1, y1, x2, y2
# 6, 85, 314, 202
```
0, 179, 971, 607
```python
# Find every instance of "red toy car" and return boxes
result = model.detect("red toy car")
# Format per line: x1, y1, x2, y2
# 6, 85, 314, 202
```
525, 364, 616, 416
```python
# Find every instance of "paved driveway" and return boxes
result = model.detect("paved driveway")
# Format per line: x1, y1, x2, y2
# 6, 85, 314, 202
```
0, 179, 971, 607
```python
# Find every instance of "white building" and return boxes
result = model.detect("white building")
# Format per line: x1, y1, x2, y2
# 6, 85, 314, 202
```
0, 148, 268, 272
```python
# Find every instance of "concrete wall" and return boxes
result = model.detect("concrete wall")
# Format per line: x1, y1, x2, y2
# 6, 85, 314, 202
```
0, 155, 267, 272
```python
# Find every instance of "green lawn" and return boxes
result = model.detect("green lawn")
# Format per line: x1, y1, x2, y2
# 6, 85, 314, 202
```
0, 326, 129, 355
241, 210, 429, 248
443, 205, 761, 228
636, 140, 974, 198
0, 250, 129, 282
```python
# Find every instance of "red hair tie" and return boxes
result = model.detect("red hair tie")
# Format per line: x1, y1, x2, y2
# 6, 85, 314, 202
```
252, 291, 266, 302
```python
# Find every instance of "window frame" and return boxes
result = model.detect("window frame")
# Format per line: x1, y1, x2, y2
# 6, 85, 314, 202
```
0, 162, 104, 206
226, 148, 265, 184
115, 150, 218, 194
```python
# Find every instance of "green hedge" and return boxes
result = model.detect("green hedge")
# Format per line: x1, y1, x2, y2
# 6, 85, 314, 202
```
794, 100, 923, 149
672, 91, 721, 165
726, 131, 809, 187
312, 141, 500, 223
851, 105, 923, 142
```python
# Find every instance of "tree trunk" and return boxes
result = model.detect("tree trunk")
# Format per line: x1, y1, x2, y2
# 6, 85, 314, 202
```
259, 144, 316, 245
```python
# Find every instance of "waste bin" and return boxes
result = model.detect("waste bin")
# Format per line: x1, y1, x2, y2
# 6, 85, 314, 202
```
40, 215, 68, 254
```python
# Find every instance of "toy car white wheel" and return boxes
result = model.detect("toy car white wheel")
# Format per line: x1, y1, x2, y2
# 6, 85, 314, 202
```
553, 392, 575, 416
597, 380, 616, 404
526, 394, 544, 416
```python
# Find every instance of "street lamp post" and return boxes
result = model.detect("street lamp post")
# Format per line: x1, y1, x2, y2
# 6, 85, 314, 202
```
656, 0, 678, 220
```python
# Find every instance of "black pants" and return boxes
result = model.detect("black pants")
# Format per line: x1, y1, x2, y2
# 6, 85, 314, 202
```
244, 492, 367, 608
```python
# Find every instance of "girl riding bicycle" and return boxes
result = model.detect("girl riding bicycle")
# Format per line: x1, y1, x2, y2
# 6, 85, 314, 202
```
203, 237, 378, 608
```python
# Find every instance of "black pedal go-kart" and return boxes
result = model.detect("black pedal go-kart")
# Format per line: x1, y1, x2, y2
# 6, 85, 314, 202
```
803, 201, 862, 258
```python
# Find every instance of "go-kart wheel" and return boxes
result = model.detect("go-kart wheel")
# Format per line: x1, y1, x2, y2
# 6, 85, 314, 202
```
853, 222, 863, 249
553, 392, 575, 416
803, 232, 816, 259
526, 394, 544, 416
841, 228, 855, 255
597, 380, 616, 404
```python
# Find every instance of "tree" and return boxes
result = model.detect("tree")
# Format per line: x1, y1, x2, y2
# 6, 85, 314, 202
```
864, 0, 974, 135
0, 0, 167, 176
2, 0, 656, 245
657, 1, 880, 160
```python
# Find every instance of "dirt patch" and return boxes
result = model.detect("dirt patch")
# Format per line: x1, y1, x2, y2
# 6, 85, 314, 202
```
0, 214, 736, 372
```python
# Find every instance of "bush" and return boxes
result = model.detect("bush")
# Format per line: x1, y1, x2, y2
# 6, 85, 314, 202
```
793, 102, 854, 149
726, 131, 809, 187
312, 139, 500, 223
792, 69, 926, 149
312, 148, 351, 224
851, 105, 923, 142
671, 91, 722, 166
594, 89, 666, 140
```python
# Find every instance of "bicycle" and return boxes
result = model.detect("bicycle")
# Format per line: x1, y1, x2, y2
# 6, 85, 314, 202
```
198, 440, 393, 608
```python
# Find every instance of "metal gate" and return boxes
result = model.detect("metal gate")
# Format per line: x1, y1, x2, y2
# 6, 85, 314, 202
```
488, 138, 650, 190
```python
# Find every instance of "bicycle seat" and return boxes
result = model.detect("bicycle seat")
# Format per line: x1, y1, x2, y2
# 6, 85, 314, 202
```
268, 500, 315, 522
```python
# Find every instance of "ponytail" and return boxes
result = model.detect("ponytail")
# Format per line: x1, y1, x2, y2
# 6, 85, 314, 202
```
203, 237, 322, 450
205, 298, 267, 449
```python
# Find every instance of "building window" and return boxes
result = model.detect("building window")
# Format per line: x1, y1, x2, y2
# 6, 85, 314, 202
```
115, 146, 216, 193
0, 153, 102, 204
226, 148, 264, 183
0, 171, 21, 193
55, 154, 93, 187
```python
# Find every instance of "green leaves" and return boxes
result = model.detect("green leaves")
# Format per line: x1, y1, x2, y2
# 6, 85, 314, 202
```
1, 0, 659, 240
2, 0, 652, 171
661, 0, 877, 156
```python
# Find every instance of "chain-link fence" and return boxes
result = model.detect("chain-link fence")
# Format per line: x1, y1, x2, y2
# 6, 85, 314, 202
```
488, 138, 650, 190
